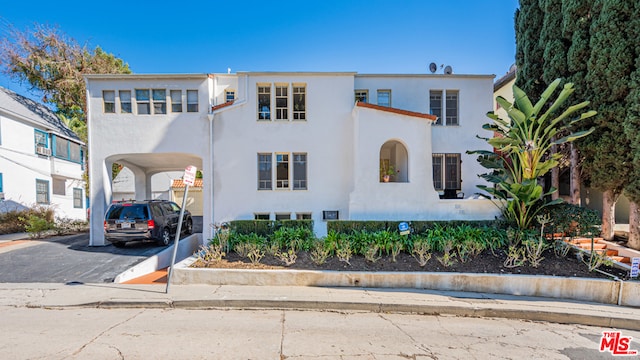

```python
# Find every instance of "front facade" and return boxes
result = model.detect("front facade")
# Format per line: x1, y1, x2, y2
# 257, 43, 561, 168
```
0, 87, 86, 219
86, 72, 500, 246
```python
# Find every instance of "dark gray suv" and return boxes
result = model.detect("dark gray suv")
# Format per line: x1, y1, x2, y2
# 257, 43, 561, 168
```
104, 200, 193, 247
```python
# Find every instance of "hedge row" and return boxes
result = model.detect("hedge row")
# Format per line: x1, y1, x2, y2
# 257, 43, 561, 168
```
227, 220, 313, 236
327, 220, 501, 235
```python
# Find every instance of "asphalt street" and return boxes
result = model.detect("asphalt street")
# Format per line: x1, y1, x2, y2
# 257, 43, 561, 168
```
0, 234, 165, 283
2, 305, 637, 359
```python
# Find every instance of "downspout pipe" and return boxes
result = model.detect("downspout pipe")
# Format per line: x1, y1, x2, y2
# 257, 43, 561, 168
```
206, 74, 249, 241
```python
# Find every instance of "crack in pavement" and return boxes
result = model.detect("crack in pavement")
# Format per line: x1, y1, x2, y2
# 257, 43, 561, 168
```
71, 309, 146, 357
378, 313, 438, 359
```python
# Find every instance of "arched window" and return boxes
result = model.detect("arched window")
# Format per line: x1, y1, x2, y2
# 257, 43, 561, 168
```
379, 140, 408, 183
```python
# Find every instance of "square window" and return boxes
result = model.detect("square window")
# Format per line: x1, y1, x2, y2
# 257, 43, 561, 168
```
55, 136, 69, 159
377, 90, 391, 107
36, 179, 49, 204
103, 91, 115, 113
152, 89, 166, 114
119, 91, 132, 113
52, 178, 65, 196
225, 90, 235, 103
136, 89, 150, 115
187, 90, 199, 112
296, 213, 311, 220
355, 90, 368, 103
170, 90, 182, 112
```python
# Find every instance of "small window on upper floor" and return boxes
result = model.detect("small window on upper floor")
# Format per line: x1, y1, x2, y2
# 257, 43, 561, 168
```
258, 85, 271, 120
293, 85, 306, 121
136, 89, 150, 115
430, 90, 459, 126
170, 90, 182, 112
119, 91, 132, 113
34, 129, 50, 156
275, 85, 288, 120
187, 90, 199, 112
225, 90, 235, 103
152, 89, 166, 114
377, 89, 391, 107
445, 90, 459, 126
103, 91, 115, 113
355, 90, 368, 104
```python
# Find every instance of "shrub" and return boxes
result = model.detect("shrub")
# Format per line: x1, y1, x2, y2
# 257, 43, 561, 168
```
539, 203, 601, 237
21, 214, 54, 239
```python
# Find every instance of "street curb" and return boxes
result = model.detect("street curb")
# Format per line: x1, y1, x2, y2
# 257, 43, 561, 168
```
58, 299, 640, 331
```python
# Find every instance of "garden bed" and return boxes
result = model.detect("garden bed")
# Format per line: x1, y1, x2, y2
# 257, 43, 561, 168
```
191, 247, 631, 280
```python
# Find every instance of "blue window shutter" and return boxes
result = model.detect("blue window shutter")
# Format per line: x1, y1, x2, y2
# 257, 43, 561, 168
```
0, 173, 3, 193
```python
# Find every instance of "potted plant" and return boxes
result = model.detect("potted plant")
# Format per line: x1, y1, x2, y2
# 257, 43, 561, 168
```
381, 165, 395, 182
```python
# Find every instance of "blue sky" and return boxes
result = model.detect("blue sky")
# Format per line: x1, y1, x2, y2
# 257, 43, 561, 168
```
1, 0, 519, 100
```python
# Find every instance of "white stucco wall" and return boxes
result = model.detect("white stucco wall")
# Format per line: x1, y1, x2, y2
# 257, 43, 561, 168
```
86, 71, 502, 243
0, 113, 85, 219
211, 73, 356, 237
86, 75, 211, 245
354, 74, 495, 198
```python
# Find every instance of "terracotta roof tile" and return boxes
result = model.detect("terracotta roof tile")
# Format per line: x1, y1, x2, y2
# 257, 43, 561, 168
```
171, 178, 203, 188
356, 102, 437, 121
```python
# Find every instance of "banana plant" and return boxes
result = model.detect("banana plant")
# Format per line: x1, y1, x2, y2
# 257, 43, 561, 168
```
468, 79, 596, 230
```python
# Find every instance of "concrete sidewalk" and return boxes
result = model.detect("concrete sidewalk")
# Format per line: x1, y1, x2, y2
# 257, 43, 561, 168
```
1, 282, 639, 331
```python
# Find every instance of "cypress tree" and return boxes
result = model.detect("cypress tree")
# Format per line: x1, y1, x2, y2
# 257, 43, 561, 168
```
623, 2, 640, 250
562, 0, 593, 206
582, 0, 635, 241
515, 0, 546, 100
539, 0, 568, 200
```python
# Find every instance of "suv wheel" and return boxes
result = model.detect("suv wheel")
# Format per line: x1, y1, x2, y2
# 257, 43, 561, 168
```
158, 227, 171, 246
185, 219, 193, 235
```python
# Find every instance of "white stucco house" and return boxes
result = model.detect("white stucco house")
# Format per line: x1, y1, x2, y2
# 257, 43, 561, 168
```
0, 87, 86, 219
85, 71, 501, 246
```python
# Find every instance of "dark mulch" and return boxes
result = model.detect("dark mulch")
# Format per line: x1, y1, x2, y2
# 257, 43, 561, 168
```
192, 248, 631, 280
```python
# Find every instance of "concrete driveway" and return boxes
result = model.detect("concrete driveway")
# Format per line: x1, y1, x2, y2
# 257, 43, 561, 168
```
0, 233, 170, 283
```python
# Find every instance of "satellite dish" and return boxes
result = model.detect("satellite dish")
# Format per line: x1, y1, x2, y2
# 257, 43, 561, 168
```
444, 65, 453, 74
429, 62, 437, 73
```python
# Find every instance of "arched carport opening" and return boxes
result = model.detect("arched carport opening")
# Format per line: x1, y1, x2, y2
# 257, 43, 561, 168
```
379, 140, 408, 183
89, 152, 205, 246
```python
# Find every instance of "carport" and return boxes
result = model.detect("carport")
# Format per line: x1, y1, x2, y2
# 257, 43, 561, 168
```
89, 152, 208, 246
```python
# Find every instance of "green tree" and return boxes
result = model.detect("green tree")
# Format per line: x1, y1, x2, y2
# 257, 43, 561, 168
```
581, 0, 635, 241
515, 0, 546, 101
622, 3, 640, 250
0, 24, 131, 120
562, 0, 594, 206
469, 79, 595, 231
539, 0, 568, 201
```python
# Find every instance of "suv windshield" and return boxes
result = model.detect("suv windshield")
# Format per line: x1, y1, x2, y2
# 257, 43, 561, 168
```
106, 204, 149, 220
